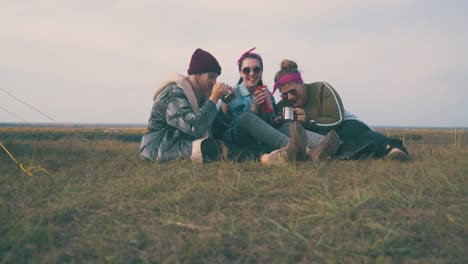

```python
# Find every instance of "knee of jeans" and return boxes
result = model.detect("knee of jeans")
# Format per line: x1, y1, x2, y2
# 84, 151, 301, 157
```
278, 123, 292, 135
237, 112, 259, 129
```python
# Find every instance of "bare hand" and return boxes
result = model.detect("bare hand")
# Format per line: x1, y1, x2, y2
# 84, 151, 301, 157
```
254, 89, 267, 105
251, 89, 267, 112
221, 84, 236, 113
226, 84, 236, 95
274, 115, 283, 125
224, 84, 237, 101
294, 108, 307, 123
209, 82, 228, 102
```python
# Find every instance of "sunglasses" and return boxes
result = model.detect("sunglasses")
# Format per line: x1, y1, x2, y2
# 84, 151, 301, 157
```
281, 88, 298, 99
241, 66, 262, 75
280, 83, 299, 99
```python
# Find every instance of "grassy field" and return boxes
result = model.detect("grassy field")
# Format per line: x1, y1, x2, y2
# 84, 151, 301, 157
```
0, 128, 467, 263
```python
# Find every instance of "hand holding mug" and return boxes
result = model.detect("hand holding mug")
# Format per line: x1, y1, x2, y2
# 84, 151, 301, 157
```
210, 82, 228, 102
294, 107, 307, 123
221, 84, 237, 103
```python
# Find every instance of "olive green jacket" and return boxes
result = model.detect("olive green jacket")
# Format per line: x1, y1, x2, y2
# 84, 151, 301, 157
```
277, 82, 345, 134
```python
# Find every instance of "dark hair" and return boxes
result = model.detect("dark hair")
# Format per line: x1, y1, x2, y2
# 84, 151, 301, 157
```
237, 53, 264, 85
274, 59, 299, 83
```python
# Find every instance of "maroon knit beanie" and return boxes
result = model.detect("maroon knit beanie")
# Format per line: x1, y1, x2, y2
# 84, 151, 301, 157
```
187, 48, 222, 76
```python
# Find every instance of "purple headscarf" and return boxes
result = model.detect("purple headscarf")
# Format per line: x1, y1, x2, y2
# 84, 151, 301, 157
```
272, 72, 303, 94
237, 47, 263, 68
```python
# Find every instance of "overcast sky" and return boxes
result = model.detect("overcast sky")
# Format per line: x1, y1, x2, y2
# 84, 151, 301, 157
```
1, 0, 467, 127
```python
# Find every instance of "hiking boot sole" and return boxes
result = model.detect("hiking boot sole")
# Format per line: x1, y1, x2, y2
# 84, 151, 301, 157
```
386, 148, 411, 162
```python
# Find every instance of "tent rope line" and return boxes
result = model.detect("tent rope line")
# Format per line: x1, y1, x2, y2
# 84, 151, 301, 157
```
0, 141, 48, 176
0, 105, 28, 122
0, 88, 56, 122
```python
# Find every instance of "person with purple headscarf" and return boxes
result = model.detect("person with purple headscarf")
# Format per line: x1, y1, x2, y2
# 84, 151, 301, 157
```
274, 59, 410, 161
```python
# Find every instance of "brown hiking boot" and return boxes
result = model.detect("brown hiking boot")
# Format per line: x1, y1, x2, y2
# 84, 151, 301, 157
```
307, 130, 340, 161
261, 122, 308, 166
286, 121, 308, 161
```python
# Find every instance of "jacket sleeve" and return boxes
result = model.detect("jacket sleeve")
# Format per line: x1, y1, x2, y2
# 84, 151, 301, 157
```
166, 88, 218, 138
305, 82, 345, 132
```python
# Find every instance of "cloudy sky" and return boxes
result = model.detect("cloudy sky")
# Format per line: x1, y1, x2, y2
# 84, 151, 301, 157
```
1, 0, 467, 127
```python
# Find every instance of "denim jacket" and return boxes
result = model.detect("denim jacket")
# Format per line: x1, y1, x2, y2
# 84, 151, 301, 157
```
223, 82, 277, 128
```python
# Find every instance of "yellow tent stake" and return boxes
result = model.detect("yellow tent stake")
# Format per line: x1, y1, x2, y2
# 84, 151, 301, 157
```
0, 141, 48, 176
0, 141, 19, 163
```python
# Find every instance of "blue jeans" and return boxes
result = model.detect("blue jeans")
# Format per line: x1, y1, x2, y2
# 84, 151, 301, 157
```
276, 122, 325, 147
223, 112, 289, 153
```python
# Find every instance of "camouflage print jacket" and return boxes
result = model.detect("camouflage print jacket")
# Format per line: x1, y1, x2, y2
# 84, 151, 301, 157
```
139, 75, 225, 162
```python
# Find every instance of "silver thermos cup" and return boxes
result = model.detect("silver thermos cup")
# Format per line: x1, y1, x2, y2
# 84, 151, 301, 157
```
282, 106, 295, 121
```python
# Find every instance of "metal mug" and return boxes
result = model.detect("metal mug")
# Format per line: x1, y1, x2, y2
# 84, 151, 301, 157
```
221, 90, 236, 103
282, 106, 295, 121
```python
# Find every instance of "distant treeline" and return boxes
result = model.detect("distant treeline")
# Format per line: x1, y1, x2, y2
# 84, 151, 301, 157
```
0, 128, 426, 144
0, 129, 145, 143
1, 123, 466, 130
0, 123, 146, 129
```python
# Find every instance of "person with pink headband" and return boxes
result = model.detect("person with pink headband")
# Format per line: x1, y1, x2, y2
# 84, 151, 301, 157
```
274, 59, 410, 161
216, 48, 338, 165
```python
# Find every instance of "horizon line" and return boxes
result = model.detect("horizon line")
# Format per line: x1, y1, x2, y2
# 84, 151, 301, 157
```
0, 122, 467, 130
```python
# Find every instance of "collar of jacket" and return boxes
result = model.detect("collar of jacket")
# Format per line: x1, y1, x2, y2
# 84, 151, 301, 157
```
239, 82, 253, 97
153, 73, 200, 112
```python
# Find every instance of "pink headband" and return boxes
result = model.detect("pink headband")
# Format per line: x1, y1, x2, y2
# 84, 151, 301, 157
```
272, 72, 303, 94
237, 47, 263, 67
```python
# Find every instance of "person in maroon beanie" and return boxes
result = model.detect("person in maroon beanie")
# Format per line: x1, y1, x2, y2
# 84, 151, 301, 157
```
139, 48, 229, 162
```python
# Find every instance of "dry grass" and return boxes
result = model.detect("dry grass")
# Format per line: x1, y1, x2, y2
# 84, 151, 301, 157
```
0, 128, 467, 263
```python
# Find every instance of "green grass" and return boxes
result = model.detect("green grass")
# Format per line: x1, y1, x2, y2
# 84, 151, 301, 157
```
0, 129, 467, 263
